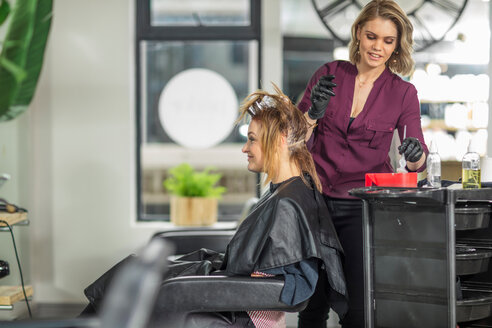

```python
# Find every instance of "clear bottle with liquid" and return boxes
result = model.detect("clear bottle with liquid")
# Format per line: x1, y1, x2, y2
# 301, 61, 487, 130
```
426, 140, 441, 188
462, 141, 481, 189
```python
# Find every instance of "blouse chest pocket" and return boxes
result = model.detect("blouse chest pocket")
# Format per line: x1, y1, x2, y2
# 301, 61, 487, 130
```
316, 105, 337, 135
362, 120, 395, 149
324, 103, 336, 119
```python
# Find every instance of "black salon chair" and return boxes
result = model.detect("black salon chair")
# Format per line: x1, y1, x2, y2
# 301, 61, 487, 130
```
103, 200, 308, 327
94, 193, 308, 327
145, 196, 310, 326
102, 246, 307, 328
94, 245, 308, 328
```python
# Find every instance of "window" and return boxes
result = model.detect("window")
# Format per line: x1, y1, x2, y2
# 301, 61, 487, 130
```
282, 36, 335, 104
150, 0, 251, 27
136, 0, 261, 221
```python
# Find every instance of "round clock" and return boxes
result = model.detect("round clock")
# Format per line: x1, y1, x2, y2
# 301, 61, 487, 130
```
311, 0, 468, 52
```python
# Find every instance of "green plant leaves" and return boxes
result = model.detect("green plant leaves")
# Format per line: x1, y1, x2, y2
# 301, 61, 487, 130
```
0, 0, 53, 121
0, 0, 10, 27
163, 163, 227, 198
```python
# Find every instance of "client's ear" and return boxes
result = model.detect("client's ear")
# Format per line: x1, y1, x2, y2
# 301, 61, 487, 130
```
278, 134, 291, 157
280, 133, 288, 147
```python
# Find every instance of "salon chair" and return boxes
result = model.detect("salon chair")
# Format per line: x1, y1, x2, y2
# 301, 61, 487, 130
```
90, 242, 308, 328
101, 205, 308, 327
145, 196, 311, 326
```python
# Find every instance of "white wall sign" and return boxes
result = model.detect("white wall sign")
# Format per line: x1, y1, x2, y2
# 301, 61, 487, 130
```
158, 68, 238, 149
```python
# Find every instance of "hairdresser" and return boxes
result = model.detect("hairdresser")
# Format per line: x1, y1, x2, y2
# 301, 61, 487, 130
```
296, 1, 428, 327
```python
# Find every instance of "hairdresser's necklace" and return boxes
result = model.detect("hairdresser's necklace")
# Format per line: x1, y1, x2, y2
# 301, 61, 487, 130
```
356, 75, 376, 88
352, 75, 376, 118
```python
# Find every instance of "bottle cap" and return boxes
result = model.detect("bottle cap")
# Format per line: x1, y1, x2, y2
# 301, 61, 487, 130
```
430, 140, 438, 153
468, 139, 480, 153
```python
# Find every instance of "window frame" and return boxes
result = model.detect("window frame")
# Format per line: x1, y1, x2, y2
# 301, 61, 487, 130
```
135, 0, 262, 221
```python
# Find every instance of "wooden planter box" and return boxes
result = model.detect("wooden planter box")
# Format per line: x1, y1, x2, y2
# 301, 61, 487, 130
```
170, 196, 218, 226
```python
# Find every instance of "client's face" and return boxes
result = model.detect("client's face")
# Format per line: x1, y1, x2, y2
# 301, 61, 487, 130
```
241, 119, 264, 173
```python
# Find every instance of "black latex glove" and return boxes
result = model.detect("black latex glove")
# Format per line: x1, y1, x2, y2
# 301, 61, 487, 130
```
308, 75, 336, 120
398, 137, 424, 163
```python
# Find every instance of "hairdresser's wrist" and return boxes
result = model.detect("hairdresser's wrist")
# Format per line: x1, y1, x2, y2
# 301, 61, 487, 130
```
407, 152, 426, 172
304, 112, 317, 129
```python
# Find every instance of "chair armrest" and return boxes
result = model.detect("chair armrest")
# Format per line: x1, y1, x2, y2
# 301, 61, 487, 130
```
153, 275, 308, 313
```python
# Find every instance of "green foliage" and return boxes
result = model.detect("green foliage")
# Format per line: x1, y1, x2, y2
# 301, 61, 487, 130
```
0, 0, 53, 121
0, 0, 10, 27
163, 163, 227, 198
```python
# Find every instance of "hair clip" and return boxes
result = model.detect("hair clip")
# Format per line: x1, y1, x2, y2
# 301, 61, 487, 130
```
260, 96, 276, 108
287, 138, 305, 149
247, 95, 276, 116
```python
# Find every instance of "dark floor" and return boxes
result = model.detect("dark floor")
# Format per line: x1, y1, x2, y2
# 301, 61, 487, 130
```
32, 303, 87, 320
6, 302, 88, 321
1, 303, 99, 328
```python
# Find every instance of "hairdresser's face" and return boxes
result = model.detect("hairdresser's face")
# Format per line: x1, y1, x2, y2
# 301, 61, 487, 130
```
357, 17, 398, 70
242, 119, 264, 173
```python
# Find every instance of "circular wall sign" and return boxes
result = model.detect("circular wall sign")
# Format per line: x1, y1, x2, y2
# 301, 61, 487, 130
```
158, 68, 238, 149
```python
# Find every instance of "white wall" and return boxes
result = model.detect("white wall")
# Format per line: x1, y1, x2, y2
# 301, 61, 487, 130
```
0, 114, 31, 288
26, 0, 152, 303
489, 1, 492, 156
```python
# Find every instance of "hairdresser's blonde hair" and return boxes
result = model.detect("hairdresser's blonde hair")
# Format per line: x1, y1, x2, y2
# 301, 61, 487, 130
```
348, 0, 415, 76
237, 85, 322, 192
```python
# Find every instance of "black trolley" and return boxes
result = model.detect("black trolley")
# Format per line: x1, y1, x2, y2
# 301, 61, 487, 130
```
350, 187, 492, 328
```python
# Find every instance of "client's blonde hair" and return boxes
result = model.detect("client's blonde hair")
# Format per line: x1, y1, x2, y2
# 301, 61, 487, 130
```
237, 84, 322, 192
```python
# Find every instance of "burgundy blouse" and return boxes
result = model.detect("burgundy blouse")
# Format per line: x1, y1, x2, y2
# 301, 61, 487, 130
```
298, 60, 428, 199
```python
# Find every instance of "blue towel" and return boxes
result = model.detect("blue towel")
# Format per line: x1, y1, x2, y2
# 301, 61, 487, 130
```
262, 259, 318, 306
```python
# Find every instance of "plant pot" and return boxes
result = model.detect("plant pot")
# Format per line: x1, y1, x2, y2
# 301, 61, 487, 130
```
170, 196, 218, 226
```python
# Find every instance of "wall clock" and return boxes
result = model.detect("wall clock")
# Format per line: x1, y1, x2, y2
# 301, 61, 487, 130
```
311, 0, 468, 52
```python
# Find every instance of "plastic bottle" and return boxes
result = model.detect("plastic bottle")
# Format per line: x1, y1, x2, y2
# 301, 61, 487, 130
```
462, 141, 481, 189
426, 140, 441, 188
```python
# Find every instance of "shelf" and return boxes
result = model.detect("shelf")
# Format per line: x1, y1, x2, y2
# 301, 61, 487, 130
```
0, 212, 28, 230
0, 286, 33, 306
421, 100, 467, 104
424, 119, 485, 132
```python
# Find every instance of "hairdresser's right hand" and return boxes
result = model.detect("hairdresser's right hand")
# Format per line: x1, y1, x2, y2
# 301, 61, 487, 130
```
308, 74, 336, 120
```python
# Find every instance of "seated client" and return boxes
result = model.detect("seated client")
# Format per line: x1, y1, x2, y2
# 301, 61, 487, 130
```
82, 85, 347, 327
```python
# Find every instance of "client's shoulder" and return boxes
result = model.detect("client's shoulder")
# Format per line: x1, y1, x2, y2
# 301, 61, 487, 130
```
275, 176, 316, 204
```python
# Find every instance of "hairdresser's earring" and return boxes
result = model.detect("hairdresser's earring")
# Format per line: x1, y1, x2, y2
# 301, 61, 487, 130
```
392, 50, 399, 63
356, 40, 360, 55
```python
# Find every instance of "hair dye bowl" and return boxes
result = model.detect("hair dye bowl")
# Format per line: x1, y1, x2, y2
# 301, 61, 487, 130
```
365, 172, 417, 187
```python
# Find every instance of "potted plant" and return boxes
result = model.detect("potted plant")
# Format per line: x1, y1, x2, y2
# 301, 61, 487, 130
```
163, 163, 226, 226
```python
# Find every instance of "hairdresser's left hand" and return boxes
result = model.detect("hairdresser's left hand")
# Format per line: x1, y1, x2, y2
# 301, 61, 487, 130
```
398, 137, 424, 163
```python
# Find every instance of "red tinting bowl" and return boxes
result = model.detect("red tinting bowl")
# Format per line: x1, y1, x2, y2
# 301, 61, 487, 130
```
365, 172, 418, 187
